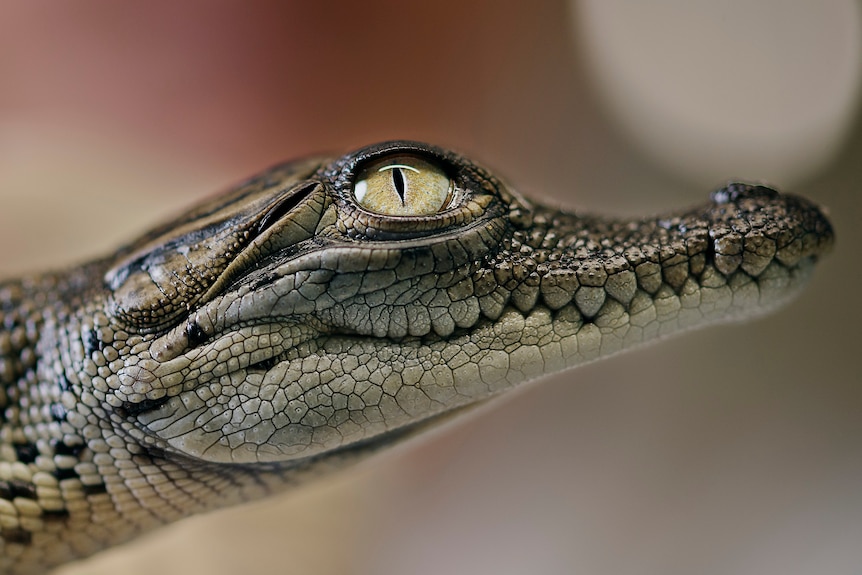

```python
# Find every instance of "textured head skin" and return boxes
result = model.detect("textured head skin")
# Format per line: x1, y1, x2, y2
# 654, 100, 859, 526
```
0, 141, 833, 572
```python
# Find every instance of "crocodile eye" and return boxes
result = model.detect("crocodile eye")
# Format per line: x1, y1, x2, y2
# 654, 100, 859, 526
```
353, 155, 452, 216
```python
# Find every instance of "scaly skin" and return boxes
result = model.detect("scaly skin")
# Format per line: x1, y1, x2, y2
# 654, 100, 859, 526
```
0, 141, 833, 573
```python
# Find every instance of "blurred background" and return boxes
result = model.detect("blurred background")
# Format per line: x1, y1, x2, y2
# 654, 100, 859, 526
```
1, 2, 860, 574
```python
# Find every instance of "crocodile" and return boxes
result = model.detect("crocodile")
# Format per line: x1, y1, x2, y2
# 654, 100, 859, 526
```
0, 141, 834, 573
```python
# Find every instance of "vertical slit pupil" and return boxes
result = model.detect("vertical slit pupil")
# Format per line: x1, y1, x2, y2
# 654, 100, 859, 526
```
391, 167, 406, 204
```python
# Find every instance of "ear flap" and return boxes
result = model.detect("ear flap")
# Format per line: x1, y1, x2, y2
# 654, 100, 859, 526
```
104, 158, 326, 333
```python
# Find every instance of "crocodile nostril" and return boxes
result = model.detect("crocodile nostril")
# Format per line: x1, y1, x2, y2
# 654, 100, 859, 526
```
710, 182, 780, 204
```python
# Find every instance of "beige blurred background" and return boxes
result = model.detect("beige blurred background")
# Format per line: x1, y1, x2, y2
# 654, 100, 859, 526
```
1, 1, 860, 574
